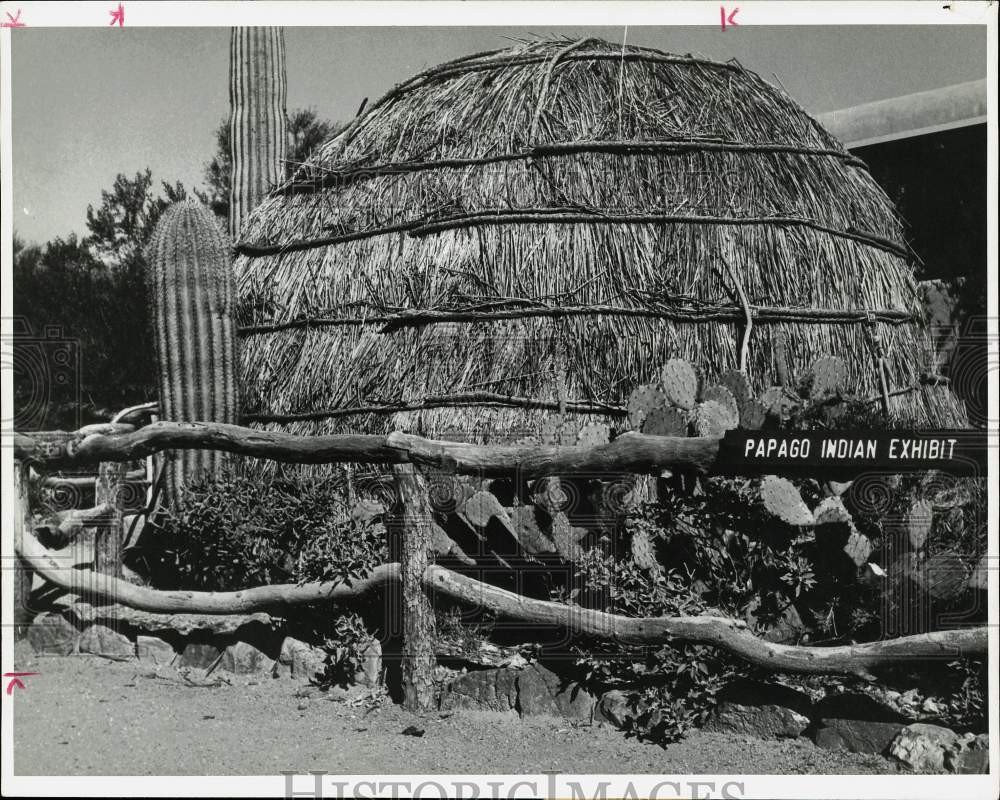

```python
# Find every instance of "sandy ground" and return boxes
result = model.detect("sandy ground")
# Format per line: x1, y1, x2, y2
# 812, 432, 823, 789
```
12, 647, 900, 777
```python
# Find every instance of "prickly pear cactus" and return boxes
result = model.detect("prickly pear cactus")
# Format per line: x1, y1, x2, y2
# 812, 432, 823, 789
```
576, 422, 610, 448
627, 384, 667, 431
907, 499, 933, 550
557, 419, 581, 447
717, 369, 751, 410
694, 399, 738, 437
760, 475, 815, 526
659, 359, 698, 410
739, 400, 767, 430
146, 199, 239, 507
760, 386, 797, 421
630, 525, 662, 575
813, 496, 852, 526
641, 405, 688, 436
539, 415, 563, 445
702, 384, 739, 423
807, 355, 847, 401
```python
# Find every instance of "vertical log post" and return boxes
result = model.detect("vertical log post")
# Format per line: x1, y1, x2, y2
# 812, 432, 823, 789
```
93, 463, 125, 603
392, 463, 438, 712
228, 26, 288, 242
13, 463, 36, 638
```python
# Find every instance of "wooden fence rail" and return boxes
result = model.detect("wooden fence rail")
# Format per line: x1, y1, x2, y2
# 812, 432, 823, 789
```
12, 418, 990, 711
16, 420, 718, 477
16, 532, 986, 682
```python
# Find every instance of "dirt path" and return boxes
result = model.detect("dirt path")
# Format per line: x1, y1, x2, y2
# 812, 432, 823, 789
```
12, 647, 899, 776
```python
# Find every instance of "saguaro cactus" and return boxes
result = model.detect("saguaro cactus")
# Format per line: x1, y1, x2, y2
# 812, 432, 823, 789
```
146, 200, 239, 506
228, 26, 288, 241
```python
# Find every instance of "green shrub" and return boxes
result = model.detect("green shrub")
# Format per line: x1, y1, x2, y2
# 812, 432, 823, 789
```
146, 471, 386, 591
561, 548, 744, 744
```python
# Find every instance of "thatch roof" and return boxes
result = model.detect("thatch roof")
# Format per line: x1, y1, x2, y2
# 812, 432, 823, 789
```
233, 38, 965, 442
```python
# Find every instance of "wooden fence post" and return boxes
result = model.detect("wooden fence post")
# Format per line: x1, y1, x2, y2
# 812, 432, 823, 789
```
392, 463, 437, 712
13, 462, 35, 638
93, 463, 125, 602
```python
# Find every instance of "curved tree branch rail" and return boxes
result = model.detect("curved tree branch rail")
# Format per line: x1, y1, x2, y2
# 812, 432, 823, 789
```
14, 422, 721, 478
16, 534, 986, 682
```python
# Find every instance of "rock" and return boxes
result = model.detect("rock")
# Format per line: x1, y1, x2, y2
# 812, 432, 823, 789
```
515, 663, 596, 720
813, 692, 908, 754
594, 690, 631, 728
79, 624, 134, 659
179, 642, 222, 670
277, 637, 327, 681
889, 723, 961, 772
439, 667, 518, 713
706, 703, 810, 739
947, 733, 989, 774
354, 639, 382, 687
814, 719, 905, 754
742, 598, 807, 644
28, 611, 80, 655
703, 680, 812, 739
136, 635, 176, 665
220, 641, 274, 675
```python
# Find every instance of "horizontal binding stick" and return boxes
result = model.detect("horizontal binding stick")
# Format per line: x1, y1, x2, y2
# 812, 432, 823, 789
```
237, 303, 918, 336
236, 209, 908, 260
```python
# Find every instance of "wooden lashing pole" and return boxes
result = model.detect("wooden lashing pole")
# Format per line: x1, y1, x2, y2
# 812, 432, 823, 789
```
13, 463, 35, 638
228, 26, 288, 242
392, 463, 438, 712
92, 462, 125, 603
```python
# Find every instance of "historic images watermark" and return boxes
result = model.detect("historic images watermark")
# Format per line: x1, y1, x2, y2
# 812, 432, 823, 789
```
283, 771, 747, 799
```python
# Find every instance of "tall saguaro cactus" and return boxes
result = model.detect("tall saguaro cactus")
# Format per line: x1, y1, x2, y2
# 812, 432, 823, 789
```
146, 200, 239, 506
228, 26, 288, 241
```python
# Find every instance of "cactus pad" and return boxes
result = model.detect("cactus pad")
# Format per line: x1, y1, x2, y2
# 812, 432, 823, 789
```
557, 419, 581, 447
539, 415, 563, 445
919, 552, 968, 599
761, 386, 797, 421
630, 527, 661, 574
843, 530, 874, 566
718, 369, 751, 410
576, 422, 611, 448
508, 505, 557, 555
760, 475, 814, 526
813, 496, 852, 527
550, 512, 584, 562
907, 499, 933, 550
641, 405, 688, 437
693, 399, 737, 437
531, 476, 570, 516
739, 400, 767, 430
659, 359, 698, 410
627, 384, 667, 430
458, 490, 507, 528
809, 355, 847, 401
702, 384, 739, 421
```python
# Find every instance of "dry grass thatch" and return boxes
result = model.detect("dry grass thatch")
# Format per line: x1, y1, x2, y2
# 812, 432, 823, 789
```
233, 37, 966, 443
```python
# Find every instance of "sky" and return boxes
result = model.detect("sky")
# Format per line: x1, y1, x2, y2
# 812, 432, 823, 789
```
10, 24, 988, 245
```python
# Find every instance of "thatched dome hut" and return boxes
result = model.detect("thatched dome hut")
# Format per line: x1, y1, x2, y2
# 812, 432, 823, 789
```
234, 38, 963, 441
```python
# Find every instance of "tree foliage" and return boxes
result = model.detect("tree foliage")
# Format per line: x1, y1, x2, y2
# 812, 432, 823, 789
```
13, 108, 339, 429
201, 107, 340, 221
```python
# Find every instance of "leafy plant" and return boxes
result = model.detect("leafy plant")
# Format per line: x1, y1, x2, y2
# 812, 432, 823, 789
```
146, 471, 386, 591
